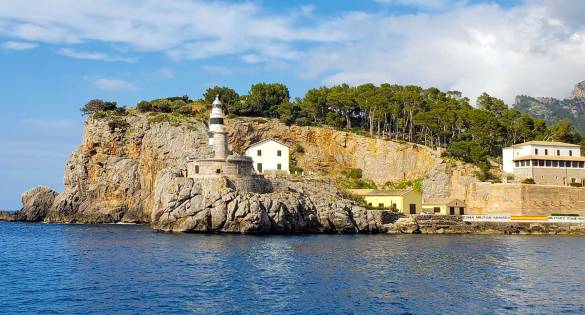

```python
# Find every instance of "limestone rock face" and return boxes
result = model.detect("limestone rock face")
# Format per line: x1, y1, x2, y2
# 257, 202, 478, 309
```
17, 186, 59, 221
225, 118, 442, 184
151, 173, 386, 233
571, 81, 585, 99
46, 115, 210, 223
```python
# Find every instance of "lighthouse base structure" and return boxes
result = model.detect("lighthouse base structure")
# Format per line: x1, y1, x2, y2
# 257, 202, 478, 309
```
187, 156, 254, 178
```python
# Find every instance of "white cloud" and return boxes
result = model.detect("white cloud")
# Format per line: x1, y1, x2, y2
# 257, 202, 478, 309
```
87, 77, 138, 91
302, 2, 585, 103
57, 48, 136, 62
0, 1, 584, 103
0, 0, 337, 62
1, 40, 37, 50
374, 0, 463, 10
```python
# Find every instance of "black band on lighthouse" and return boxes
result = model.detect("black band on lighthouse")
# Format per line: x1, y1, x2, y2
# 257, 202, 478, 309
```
210, 117, 224, 124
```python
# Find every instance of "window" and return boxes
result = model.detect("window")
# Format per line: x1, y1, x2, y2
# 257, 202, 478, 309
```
552, 161, 558, 167
459, 207, 465, 215
545, 149, 548, 155
573, 161, 579, 168
257, 150, 262, 156
570, 150, 573, 156
409, 204, 416, 214
515, 161, 519, 167
580, 162, 585, 168
378, 203, 384, 208
520, 161, 525, 167
434, 207, 441, 213
557, 150, 560, 156
257, 163, 263, 173
195, 165, 199, 174
368, 202, 372, 206
560, 161, 565, 167
546, 160, 552, 167
277, 150, 282, 157
215, 169, 221, 174
449, 207, 455, 215
535, 148, 539, 155
277, 163, 282, 170
539, 160, 545, 167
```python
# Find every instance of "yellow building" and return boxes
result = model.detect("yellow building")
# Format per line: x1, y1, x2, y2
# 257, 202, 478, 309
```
363, 189, 422, 214
422, 198, 466, 215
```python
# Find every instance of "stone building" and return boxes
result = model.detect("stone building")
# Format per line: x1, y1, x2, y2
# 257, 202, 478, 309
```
353, 189, 422, 214
187, 96, 254, 178
244, 138, 289, 174
502, 141, 585, 186
422, 198, 466, 215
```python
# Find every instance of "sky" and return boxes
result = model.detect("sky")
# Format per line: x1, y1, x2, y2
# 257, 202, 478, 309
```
1, 0, 584, 210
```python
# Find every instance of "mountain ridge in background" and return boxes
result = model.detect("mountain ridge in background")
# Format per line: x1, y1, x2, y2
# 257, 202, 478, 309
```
514, 81, 585, 132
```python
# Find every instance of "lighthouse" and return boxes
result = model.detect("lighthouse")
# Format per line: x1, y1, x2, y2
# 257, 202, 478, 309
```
208, 95, 225, 146
187, 94, 254, 179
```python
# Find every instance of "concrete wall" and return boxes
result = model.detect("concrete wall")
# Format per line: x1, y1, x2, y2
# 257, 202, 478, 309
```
187, 158, 254, 177
513, 166, 585, 185
466, 183, 585, 216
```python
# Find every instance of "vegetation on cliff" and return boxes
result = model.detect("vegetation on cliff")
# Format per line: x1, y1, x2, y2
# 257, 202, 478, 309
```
81, 82, 585, 173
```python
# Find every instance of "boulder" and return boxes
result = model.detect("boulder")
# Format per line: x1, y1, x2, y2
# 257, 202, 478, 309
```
17, 186, 59, 221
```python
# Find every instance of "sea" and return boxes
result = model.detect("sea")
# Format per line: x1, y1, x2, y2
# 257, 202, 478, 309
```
1, 222, 584, 314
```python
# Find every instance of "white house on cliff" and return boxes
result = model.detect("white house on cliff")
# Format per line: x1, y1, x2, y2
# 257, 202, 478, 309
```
244, 139, 289, 174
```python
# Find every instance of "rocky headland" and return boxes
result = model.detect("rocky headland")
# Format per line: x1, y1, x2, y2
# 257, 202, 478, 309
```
5, 113, 585, 235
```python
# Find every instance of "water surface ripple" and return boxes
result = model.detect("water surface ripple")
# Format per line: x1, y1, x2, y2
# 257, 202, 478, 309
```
1, 222, 584, 314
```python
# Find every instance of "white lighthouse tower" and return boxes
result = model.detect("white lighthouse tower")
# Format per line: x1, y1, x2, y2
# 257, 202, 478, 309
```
208, 95, 225, 145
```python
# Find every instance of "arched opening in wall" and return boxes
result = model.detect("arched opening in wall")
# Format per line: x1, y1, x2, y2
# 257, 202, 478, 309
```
216, 169, 221, 174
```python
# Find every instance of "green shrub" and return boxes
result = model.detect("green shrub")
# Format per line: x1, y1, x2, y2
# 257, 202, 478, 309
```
108, 118, 130, 130
81, 99, 118, 116
294, 144, 305, 154
336, 176, 377, 189
384, 177, 424, 194
522, 178, 536, 184
342, 168, 363, 179
290, 166, 304, 174
570, 182, 583, 187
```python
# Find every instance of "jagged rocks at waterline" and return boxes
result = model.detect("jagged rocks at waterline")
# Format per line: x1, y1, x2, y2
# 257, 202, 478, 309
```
150, 172, 395, 233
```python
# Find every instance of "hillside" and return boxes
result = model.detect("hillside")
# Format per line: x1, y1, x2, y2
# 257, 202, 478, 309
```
13, 113, 478, 231
514, 81, 585, 132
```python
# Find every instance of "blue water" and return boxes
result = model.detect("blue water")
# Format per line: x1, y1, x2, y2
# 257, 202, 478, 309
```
1, 222, 585, 314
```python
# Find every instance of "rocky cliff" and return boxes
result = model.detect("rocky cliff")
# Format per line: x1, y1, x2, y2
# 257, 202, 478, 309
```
12, 113, 476, 232
225, 118, 442, 184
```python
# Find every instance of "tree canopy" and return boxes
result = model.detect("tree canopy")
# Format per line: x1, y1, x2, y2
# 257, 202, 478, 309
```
92, 81, 584, 169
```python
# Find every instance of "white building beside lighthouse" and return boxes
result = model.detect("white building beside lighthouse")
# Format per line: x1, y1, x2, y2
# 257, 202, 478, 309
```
245, 139, 290, 174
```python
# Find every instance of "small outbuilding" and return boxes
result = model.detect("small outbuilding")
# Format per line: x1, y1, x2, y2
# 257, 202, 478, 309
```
244, 138, 290, 174
423, 198, 466, 215
363, 189, 422, 214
